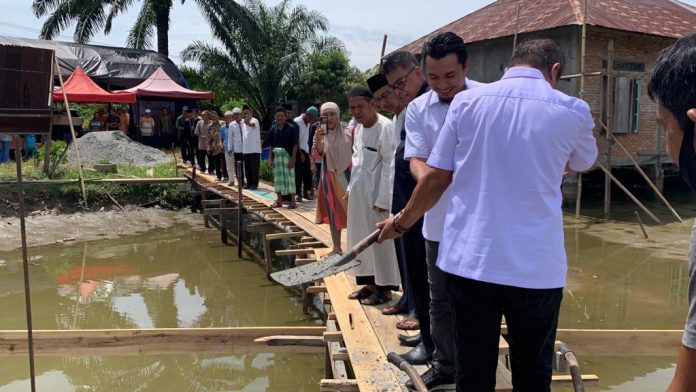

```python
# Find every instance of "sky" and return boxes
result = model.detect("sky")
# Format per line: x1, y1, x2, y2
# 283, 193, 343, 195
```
1, 0, 695, 71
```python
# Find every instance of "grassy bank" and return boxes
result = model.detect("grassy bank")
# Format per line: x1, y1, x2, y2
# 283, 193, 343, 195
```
0, 161, 189, 217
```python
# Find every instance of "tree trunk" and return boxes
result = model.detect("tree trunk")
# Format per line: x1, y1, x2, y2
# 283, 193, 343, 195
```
153, 0, 173, 56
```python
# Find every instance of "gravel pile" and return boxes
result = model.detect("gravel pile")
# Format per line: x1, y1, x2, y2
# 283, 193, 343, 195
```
67, 131, 172, 166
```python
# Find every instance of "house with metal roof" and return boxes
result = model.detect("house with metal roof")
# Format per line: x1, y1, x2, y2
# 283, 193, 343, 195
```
397, 0, 696, 194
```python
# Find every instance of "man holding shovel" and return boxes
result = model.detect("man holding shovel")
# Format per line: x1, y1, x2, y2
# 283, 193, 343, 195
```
377, 39, 597, 391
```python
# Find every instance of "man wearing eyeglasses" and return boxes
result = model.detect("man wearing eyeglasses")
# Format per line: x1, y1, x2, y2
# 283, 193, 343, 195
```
382, 51, 431, 365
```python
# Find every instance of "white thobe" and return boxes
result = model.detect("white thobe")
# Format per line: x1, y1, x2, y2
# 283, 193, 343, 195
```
346, 114, 400, 286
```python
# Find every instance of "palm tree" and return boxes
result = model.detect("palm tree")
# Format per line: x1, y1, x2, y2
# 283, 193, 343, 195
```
181, 0, 343, 128
31, 0, 253, 56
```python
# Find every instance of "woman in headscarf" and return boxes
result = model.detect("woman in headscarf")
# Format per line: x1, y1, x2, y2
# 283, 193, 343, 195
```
311, 102, 353, 257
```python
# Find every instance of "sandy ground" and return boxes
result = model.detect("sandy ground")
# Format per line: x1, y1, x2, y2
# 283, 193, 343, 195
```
0, 207, 202, 252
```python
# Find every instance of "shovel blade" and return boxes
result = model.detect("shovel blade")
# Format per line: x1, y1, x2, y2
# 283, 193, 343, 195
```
270, 253, 360, 286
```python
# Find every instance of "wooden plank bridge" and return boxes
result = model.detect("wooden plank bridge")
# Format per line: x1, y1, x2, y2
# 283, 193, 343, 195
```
180, 166, 616, 391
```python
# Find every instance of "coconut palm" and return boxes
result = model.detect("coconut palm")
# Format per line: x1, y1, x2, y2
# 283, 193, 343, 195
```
181, 0, 344, 128
31, 0, 254, 56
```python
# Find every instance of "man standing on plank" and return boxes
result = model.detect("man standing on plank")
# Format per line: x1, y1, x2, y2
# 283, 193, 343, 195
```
346, 87, 400, 307
378, 38, 597, 391
269, 107, 299, 209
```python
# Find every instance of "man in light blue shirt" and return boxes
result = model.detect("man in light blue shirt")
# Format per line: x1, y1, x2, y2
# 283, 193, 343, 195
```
378, 38, 597, 391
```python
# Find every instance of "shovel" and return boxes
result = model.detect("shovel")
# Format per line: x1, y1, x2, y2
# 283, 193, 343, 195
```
270, 228, 381, 287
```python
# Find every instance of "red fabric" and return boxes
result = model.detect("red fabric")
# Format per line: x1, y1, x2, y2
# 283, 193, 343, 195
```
116, 66, 214, 100
52, 66, 137, 103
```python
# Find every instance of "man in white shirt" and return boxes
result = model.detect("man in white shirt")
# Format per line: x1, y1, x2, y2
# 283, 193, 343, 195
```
293, 106, 318, 201
378, 38, 598, 391
228, 108, 244, 186
241, 105, 261, 189
222, 111, 237, 186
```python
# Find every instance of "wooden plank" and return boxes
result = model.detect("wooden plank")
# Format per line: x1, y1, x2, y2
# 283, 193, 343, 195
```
275, 248, 315, 256
551, 374, 599, 385
323, 331, 343, 342
254, 335, 325, 347
500, 327, 683, 356
307, 285, 328, 294
319, 379, 358, 392
322, 272, 403, 391
0, 327, 326, 355
295, 258, 316, 266
266, 232, 306, 240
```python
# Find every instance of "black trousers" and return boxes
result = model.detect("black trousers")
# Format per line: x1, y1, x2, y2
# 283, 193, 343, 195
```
447, 274, 563, 392
180, 138, 194, 164
234, 153, 245, 185
195, 149, 208, 172
398, 218, 429, 338
295, 150, 313, 196
211, 153, 224, 179
243, 153, 260, 189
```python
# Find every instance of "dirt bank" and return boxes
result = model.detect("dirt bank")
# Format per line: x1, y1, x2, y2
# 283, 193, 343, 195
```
564, 214, 692, 261
0, 207, 203, 252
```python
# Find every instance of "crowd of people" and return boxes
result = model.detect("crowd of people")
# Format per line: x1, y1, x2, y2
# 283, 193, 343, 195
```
275, 30, 696, 392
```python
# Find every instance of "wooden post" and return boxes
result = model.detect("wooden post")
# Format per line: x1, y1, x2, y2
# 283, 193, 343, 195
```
219, 200, 228, 244
263, 234, 272, 279
379, 34, 388, 67
14, 147, 37, 392
237, 161, 243, 258
604, 40, 614, 218
202, 190, 209, 228
55, 59, 88, 207
575, 0, 588, 219
602, 126, 683, 222
596, 162, 661, 224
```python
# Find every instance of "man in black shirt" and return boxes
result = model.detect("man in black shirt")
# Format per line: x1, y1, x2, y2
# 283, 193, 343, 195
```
269, 107, 299, 209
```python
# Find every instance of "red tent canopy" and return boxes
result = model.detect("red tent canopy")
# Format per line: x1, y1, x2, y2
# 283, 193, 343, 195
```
116, 66, 214, 100
52, 66, 137, 103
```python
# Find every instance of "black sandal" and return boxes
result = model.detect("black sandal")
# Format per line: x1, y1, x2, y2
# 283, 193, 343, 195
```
348, 286, 373, 300
360, 291, 391, 306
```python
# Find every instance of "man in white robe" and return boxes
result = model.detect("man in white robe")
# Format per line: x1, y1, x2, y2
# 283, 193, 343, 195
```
346, 87, 400, 306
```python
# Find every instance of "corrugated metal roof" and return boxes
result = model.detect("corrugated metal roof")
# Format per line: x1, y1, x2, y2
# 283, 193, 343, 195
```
398, 0, 695, 54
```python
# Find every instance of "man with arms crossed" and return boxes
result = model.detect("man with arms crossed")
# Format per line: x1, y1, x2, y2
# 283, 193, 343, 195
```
649, 33, 696, 392
378, 39, 597, 391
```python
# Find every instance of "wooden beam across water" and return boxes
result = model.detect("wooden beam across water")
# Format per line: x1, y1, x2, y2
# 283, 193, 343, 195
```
0, 327, 325, 356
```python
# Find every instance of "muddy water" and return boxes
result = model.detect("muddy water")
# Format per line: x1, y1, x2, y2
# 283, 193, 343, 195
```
0, 199, 692, 391
0, 224, 323, 391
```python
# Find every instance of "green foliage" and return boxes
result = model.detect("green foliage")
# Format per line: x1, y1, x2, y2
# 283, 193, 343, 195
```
38, 140, 67, 164
220, 98, 247, 113
288, 50, 365, 111
259, 160, 274, 183
181, 0, 343, 129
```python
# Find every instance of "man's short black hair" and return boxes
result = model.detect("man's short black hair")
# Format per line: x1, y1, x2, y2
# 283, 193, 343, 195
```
382, 50, 418, 76
275, 106, 286, 114
648, 33, 696, 135
509, 38, 565, 75
421, 32, 468, 69
348, 86, 374, 100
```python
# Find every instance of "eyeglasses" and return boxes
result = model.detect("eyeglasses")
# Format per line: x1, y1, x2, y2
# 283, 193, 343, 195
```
389, 66, 416, 90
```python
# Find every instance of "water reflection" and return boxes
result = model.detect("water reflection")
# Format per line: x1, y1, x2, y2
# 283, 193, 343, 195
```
0, 225, 320, 330
0, 224, 324, 391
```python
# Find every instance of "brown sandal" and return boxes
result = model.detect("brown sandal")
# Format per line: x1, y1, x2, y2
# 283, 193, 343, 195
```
382, 305, 407, 316
396, 318, 420, 331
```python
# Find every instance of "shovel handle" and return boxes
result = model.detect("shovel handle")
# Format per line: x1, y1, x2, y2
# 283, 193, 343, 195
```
351, 228, 382, 254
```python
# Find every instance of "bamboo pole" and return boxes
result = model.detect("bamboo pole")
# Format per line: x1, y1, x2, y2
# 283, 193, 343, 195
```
598, 119, 683, 222
14, 143, 37, 392
55, 59, 88, 207
379, 34, 388, 67
596, 162, 661, 224
237, 161, 243, 258
512, 2, 521, 54
604, 40, 614, 218
576, 0, 588, 219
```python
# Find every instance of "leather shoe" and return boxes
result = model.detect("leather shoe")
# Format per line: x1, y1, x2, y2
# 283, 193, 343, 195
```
400, 342, 432, 365
398, 333, 421, 347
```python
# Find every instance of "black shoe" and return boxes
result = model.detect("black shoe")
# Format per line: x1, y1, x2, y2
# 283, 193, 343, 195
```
405, 367, 455, 391
398, 333, 421, 347
400, 342, 432, 365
